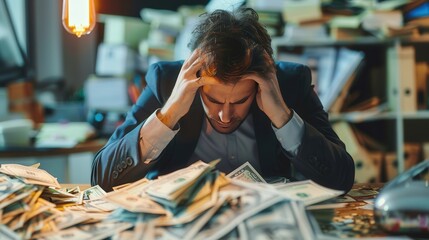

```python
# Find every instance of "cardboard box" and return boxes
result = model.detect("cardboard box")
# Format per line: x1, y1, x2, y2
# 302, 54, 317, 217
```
101, 15, 150, 49
84, 76, 130, 111
95, 43, 136, 77
0, 119, 33, 147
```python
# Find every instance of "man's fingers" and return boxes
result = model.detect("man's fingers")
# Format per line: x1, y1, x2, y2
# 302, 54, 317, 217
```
193, 76, 218, 87
183, 49, 201, 69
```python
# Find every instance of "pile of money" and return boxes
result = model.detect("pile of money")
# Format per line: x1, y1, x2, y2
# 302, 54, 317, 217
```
0, 164, 63, 239
1, 161, 344, 239
0, 164, 119, 239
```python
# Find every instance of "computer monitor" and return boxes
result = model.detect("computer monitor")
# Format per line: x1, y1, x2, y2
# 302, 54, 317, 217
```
0, 0, 28, 87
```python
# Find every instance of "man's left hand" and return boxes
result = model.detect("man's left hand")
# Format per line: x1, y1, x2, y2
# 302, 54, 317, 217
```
250, 55, 292, 129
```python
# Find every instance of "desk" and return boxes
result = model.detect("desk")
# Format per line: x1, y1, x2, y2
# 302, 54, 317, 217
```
310, 183, 386, 238
61, 182, 388, 238
0, 138, 107, 158
0, 139, 107, 183
52, 183, 427, 239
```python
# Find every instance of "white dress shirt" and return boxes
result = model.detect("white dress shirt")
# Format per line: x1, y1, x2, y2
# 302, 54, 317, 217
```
139, 109, 304, 174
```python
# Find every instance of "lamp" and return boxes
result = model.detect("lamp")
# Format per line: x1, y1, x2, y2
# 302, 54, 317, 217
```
62, 0, 96, 37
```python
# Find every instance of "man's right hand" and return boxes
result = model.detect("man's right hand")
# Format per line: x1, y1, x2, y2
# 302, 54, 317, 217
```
158, 49, 212, 129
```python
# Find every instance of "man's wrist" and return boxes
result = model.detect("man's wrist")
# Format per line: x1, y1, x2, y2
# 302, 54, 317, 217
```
271, 108, 293, 129
158, 107, 180, 129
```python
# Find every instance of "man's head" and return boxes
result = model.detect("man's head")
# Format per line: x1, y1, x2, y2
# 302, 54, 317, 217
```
188, 8, 274, 133
188, 8, 274, 84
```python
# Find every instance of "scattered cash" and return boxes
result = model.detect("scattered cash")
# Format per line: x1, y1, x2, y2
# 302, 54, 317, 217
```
1, 161, 349, 240
227, 161, 267, 183
0, 163, 60, 188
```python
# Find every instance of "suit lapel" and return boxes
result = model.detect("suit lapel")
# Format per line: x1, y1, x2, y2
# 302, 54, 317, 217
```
173, 92, 204, 168
252, 103, 278, 177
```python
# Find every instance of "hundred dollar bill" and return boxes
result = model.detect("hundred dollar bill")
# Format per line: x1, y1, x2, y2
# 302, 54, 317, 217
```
227, 162, 267, 183
78, 185, 106, 204
274, 180, 344, 206
193, 180, 284, 240
0, 225, 20, 240
238, 200, 307, 240
105, 180, 167, 215
54, 211, 92, 230
106, 192, 166, 215
155, 172, 229, 226
146, 159, 220, 200
0, 164, 60, 188
41, 222, 133, 240
0, 178, 26, 202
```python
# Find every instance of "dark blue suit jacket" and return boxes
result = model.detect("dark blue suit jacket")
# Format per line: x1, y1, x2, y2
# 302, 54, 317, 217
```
91, 61, 355, 192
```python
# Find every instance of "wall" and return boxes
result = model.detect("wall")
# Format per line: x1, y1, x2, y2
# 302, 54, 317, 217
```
26, 1, 96, 95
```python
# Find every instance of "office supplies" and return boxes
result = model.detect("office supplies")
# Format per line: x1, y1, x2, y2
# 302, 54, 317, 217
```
0, 119, 33, 147
374, 159, 429, 236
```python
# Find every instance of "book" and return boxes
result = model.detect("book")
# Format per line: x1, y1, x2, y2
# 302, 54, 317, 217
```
329, 58, 363, 113
319, 47, 365, 111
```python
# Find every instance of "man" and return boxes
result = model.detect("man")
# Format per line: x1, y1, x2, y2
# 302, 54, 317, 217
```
91, 8, 355, 192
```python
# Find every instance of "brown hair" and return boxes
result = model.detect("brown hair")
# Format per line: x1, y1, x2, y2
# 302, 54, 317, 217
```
188, 8, 274, 84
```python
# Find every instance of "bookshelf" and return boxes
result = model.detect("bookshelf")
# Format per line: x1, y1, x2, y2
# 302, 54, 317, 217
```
272, 35, 429, 182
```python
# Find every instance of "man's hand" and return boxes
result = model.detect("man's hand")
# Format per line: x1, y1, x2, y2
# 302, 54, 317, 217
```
158, 49, 214, 129
250, 54, 292, 129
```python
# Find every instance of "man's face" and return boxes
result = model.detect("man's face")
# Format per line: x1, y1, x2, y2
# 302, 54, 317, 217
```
200, 76, 257, 134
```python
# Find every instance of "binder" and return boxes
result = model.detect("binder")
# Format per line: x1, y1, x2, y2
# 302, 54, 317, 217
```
332, 121, 378, 183
415, 62, 428, 110
387, 46, 417, 112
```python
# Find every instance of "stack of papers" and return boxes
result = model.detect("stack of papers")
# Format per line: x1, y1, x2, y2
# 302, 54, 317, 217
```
35, 122, 95, 148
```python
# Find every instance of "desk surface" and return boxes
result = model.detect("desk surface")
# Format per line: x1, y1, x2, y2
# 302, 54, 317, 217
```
310, 183, 386, 238
60, 182, 388, 238
0, 138, 107, 158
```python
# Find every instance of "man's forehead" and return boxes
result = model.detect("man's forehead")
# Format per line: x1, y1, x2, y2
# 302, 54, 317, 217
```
206, 75, 255, 86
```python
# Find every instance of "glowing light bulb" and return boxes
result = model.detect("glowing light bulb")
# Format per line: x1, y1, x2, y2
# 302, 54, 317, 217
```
62, 0, 96, 37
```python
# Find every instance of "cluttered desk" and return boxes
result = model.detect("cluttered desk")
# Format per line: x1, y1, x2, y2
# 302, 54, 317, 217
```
0, 119, 106, 158
0, 138, 106, 158
1, 160, 428, 239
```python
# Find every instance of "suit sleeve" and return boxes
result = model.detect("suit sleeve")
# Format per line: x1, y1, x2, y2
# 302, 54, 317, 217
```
91, 63, 168, 191
285, 64, 355, 192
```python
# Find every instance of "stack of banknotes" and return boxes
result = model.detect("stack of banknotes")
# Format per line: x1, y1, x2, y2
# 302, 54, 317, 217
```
0, 160, 343, 240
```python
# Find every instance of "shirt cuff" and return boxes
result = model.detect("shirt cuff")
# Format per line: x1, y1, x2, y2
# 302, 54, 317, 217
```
139, 109, 179, 163
272, 110, 304, 156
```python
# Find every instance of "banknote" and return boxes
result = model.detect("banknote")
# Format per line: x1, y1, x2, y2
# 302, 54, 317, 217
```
0, 185, 37, 210
84, 198, 118, 212
105, 191, 167, 215
238, 200, 304, 240
78, 185, 107, 204
193, 180, 284, 240
274, 180, 344, 206
146, 159, 220, 200
155, 172, 222, 226
0, 164, 60, 188
41, 222, 133, 240
0, 225, 20, 240
2, 200, 29, 220
0, 179, 26, 202
53, 211, 92, 230
227, 162, 266, 183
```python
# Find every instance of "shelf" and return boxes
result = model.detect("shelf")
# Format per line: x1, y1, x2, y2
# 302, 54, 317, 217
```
272, 35, 429, 48
329, 110, 429, 123
273, 33, 429, 179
